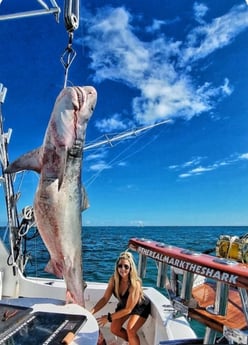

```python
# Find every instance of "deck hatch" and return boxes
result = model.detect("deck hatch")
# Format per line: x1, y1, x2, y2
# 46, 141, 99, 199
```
0, 304, 87, 345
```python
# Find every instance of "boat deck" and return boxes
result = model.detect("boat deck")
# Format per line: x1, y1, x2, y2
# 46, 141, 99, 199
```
190, 282, 247, 333
86, 300, 150, 345
100, 327, 149, 345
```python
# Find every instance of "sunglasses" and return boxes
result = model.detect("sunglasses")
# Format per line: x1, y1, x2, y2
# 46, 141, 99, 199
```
117, 264, 130, 270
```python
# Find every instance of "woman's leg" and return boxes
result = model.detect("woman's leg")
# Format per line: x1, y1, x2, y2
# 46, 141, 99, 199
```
126, 315, 147, 345
110, 315, 129, 341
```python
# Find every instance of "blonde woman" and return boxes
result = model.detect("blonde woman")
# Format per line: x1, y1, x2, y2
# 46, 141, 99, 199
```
91, 251, 151, 345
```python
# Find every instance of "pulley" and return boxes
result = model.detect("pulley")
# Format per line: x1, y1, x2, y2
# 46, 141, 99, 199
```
64, 0, 79, 32
61, 0, 80, 87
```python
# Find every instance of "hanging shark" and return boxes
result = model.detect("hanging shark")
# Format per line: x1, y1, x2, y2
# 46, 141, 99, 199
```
5, 86, 97, 306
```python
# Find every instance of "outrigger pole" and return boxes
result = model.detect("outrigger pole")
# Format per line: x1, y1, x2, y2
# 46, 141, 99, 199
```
0, 0, 61, 22
0, 84, 36, 275
0, 84, 20, 275
0, 0, 79, 27
84, 119, 172, 151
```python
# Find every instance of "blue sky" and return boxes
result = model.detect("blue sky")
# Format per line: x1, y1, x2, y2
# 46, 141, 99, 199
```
0, 0, 248, 226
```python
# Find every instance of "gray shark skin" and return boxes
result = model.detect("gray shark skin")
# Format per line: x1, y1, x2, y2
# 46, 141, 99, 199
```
6, 86, 97, 306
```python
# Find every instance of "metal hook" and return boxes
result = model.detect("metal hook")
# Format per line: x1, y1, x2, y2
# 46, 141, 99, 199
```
60, 32, 77, 88
60, 0, 80, 87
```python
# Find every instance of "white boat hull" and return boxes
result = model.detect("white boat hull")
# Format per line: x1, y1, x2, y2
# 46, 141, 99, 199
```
0, 240, 196, 345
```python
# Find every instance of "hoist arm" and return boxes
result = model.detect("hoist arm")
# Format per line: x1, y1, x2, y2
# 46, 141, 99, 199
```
0, 0, 61, 22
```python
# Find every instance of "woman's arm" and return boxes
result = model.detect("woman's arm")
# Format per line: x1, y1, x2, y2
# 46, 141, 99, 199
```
91, 276, 114, 314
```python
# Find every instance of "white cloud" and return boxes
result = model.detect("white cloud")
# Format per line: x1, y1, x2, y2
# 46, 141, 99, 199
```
169, 156, 204, 170
88, 160, 111, 172
193, 2, 208, 24
189, 166, 215, 174
129, 220, 145, 227
145, 17, 180, 33
118, 161, 127, 167
183, 157, 205, 167
85, 149, 111, 174
178, 173, 191, 178
83, 7, 149, 85
239, 153, 248, 160
220, 78, 233, 96
95, 113, 128, 132
77, 4, 248, 126
146, 19, 166, 33
175, 152, 248, 179
85, 150, 107, 161
182, 4, 248, 64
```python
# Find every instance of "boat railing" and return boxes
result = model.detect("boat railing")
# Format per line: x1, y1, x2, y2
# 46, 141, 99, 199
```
128, 237, 248, 344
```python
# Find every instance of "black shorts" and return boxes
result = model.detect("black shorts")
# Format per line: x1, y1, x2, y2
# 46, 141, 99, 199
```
116, 296, 151, 319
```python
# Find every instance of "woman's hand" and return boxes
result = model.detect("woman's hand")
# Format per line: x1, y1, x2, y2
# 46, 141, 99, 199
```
96, 314, 108, 327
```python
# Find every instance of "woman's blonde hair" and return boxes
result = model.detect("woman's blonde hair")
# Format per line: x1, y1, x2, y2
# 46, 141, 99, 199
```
113, 251, 144, 301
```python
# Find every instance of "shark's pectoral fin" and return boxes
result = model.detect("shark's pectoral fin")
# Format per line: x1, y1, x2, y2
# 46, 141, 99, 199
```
81, 186, 90, 212
45, 259, 63, 278
5, 147, 43, 174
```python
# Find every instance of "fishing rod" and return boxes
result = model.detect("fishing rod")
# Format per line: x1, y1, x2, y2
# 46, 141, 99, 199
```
84, 119, 172, 151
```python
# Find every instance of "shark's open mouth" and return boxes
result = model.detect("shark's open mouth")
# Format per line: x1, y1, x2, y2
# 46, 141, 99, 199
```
74, 87, 85, 111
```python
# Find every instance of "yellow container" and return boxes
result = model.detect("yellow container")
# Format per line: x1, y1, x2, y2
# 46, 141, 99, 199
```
216, 235, 248, 263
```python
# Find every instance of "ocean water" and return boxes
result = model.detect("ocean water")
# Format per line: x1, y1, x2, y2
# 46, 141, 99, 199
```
23, 226, 248, 283
5, 225, 248, 338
